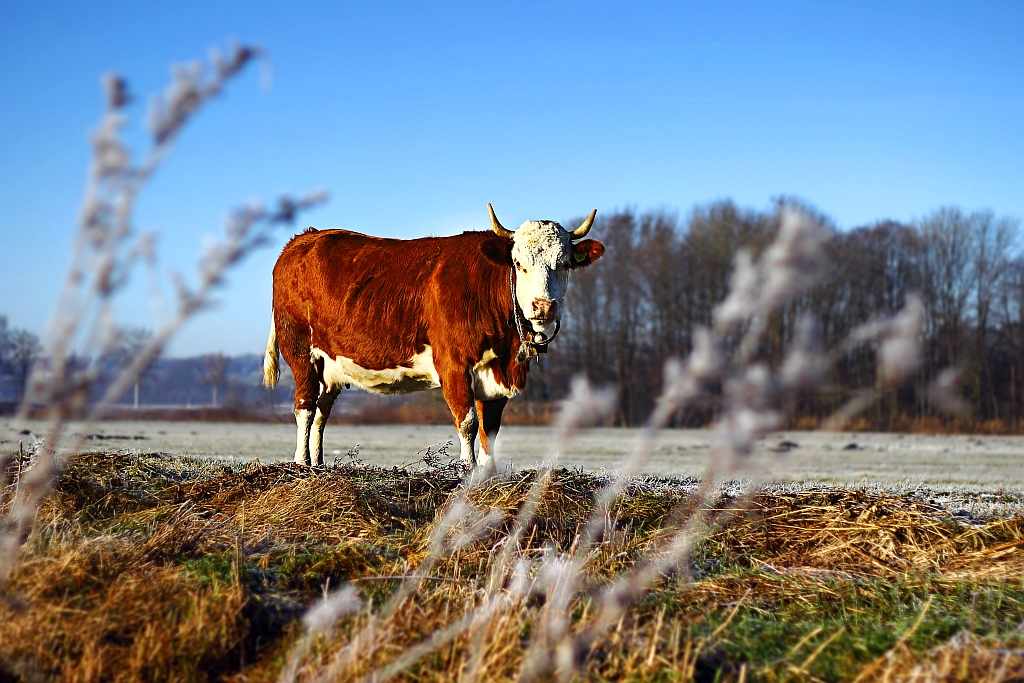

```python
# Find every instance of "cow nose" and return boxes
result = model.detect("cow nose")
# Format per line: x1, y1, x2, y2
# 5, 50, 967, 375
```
531, 299, 558, 320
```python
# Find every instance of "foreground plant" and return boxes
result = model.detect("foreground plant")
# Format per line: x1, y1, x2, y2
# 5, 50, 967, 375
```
0, 45, 325, 584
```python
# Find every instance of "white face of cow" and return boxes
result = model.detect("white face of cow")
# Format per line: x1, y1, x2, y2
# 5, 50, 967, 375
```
510, 221, 572, 334
485, 205, 604, 337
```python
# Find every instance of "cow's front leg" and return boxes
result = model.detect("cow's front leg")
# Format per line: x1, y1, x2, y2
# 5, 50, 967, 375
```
440, 371, 477, 469
294, 408, 315, 465
309, 386, 341, 466
456, 408, 478, 468
475, 397, 507, 476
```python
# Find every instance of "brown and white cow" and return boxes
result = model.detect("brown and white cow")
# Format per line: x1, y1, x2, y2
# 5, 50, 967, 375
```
263, 205, 605, 474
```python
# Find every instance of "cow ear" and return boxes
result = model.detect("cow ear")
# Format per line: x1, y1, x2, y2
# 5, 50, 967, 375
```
570, 239, 605, 269
480, 237, 513, 266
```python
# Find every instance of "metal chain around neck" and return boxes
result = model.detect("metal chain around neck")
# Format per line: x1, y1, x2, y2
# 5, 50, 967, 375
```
510, 267, 528, 347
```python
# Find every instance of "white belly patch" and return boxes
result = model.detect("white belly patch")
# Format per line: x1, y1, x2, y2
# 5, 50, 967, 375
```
472, 349, 518, 400
311, 345, 441, 394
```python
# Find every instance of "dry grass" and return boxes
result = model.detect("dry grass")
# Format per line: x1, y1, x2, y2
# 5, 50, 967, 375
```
1, 450, 1022, 682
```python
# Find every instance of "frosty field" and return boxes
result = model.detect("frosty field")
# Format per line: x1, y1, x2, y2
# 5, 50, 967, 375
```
4, 419, 1024, 680
3, 444, 1024, 681
4, 418, 1024, 487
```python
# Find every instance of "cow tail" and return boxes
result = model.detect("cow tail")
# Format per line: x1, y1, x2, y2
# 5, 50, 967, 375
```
263, 314, 280, 388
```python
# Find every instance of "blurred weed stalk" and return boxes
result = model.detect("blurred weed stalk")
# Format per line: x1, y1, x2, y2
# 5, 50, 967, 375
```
0, 44, 326, 585
279, 210, 956, 682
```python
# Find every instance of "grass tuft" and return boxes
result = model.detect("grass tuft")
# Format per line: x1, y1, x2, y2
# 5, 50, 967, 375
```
1, 450, 1022, 681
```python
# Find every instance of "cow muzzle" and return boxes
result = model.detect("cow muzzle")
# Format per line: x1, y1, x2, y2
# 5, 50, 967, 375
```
530, 299, 559, 324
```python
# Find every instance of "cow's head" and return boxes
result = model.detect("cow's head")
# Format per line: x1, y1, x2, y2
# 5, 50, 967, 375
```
480, 204, 605, 337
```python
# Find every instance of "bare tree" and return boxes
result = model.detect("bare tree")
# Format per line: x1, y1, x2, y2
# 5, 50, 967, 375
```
971, 211, 1017, 417
999, 256, 1024, 424
917, 207, 976, 373
106, 327, 156, 408
5, 329, 41, 404
200, 352, 229, 407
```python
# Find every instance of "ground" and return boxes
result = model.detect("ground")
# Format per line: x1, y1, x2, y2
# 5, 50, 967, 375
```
6, 419, 1024, 486
0, 431, 1022, 681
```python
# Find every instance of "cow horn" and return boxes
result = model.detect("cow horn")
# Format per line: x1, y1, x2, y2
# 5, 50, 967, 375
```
572, 209, 598, 239
488, 203, 514, 238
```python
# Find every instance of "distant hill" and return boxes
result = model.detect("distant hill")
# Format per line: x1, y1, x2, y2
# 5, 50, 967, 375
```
101, 353, 294, 409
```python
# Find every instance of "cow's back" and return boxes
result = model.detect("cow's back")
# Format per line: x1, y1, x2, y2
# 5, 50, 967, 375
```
272, 228, 507, 374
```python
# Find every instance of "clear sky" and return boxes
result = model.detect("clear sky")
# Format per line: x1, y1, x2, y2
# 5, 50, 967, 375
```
1, 1, 1021, 356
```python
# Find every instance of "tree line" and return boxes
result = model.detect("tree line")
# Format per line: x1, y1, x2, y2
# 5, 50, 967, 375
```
5, 198, 1023, 431
0, 319, 273, 411
524, 199, 1023, 430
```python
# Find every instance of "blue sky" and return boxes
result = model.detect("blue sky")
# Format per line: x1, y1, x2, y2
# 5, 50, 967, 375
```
1, 1, 1021, 356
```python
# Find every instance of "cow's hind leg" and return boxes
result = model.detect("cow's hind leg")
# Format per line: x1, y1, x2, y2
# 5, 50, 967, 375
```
292, 355, 321, 465
310, 386, 341, 466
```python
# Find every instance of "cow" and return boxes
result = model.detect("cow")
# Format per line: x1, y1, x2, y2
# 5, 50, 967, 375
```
262, 204, 605, 475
